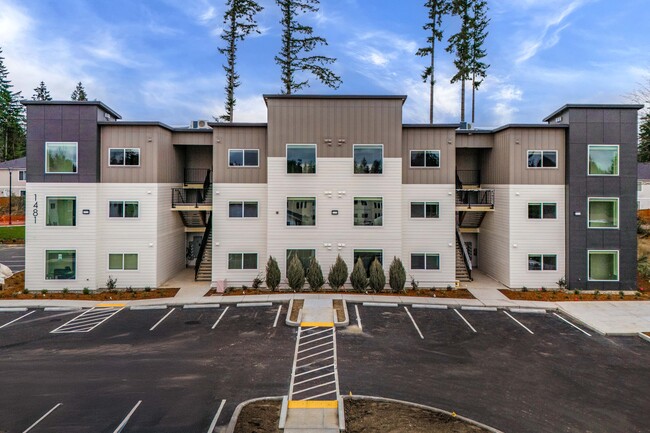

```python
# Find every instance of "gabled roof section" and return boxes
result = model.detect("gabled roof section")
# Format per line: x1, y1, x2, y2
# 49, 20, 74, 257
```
21, 100, 122, 119
543, 104, 644, 123
263, 94, 407, 105
0, 157, 25, 170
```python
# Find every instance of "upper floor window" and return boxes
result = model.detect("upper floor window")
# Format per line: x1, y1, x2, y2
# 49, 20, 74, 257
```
46, 197, 76, 226
410, 150, 440, 168
588, 145, 618, 176
229, 149, 259, 167
528, 203, 557, 219
109, 148, 140, 166
46, 142, 77, 174
411, 202, 439, 218
229, 201, 258, 218
353, 145, 383, 174
354, 197, 383, 226
287, 197, 316, 226
588, 198, 618, 229
287, 144, 316, 174
19, 171, 26, 181
527, 150, 557, 168
109, 201, 139, 218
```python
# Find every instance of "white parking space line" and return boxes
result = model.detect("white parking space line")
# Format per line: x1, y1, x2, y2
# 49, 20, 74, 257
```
403, 307, 424, 339
504, 311, 534, 335
113, 400, 142, 433
553, 313, 592, 337
51, 307, 123, 334
453, 309, 477, 333
206, 399, 226, 433
211, 306, 229, 330
273, 305, 282, 328
149, 308, 175, 331
21, 403, 62, 433
354, 305, 362, 331
0, 310, 35, 329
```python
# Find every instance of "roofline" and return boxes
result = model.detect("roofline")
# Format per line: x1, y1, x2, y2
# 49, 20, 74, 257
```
491, 123, 569, 133
21, 100, 122, 120
98, 121, 175, 131
543, 104, 644, 122
208, 122, 267, 127
403, 123, 460, 129
263, 94, 408, 105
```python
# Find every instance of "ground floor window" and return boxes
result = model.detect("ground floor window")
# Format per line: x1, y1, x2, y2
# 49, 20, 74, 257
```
228, 253, 258, 270
46, 250, 76, 279
353, 249, 383, 276
109, 253, 138, 270
588, 250, 618, 281
528, 254, 557, 271
286, 249, 315, 273
588, 198, 618, 229
411, 253, 440, 270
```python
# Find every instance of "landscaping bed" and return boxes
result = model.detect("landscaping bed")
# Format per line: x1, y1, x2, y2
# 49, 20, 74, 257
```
499, 289, 648, 302
217, 287, 474, 299
289, 299, 304, 322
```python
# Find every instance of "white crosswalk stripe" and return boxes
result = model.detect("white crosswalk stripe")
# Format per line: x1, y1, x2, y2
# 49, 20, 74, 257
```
51, 306, 123, 333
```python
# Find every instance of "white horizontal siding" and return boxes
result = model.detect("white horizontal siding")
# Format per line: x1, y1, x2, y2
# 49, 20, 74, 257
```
156, 184, 185, 286
638, 183, 650, 209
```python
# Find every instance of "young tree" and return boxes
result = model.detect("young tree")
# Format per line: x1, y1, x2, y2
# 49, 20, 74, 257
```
306, 257, 325, 291
640, 113, 650, 163
468, 0, 489, 124
265, 256, 281, 291
446, 0, 472, 123
368, 258, 386, 293
327, 254, 348, 291
416, 0, 452, 124
70, 82, 88, 101
287, 253, 306, 291
389, 257, 407, 293
350, 258, 368, 293
0, 47, 26, 162
275, 0, 341, 94
218, 0, 263, 122
32, 81, 52, 101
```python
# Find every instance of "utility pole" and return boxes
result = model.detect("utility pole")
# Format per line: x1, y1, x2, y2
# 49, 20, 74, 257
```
8, 169, 12, 225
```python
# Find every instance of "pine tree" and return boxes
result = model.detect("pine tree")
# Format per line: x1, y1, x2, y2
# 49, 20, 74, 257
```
389, 257, 407, 294
639, 113, 650, 163
306, 257, 325, 291
218, 0, 263, 122
327, 255, 348, 291
350, 258, 368, 293
368, 258, 386, 293
275, 0, 341, 94
287, 253, 306, 291
266, 256, 281, 291
468, 0, 489, 124
0, 47, 26, 162
70, 82, 88, 101
446, 0, 472, 123
416, 0, 452, 124
32, 81, 52, 101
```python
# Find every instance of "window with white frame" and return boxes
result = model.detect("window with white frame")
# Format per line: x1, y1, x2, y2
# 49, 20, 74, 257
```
411, 253, 440, 270
287, 144, 316, 174
588, 145, 618, 175
46, 197, 76, 226
287, 197, 316, 226
353, 249, 383, 276
588, 198, 618, 229
229, 149, 259, 167
109, 201, 139, 218
229, 201, 258, 218
353, 145, 383, 174
109, 148, 140, 166
45, 250, 76, 280
109, 253, 138, 270
528, 203, 557, 219
286, 249, 316, 273
410, 150, 440, 168
528, 254, 557, 271
354, 197, 382, 226
46, 142, 77, 173
411, 202, 439, 218
588, 250, 618, 281
19, 170, 26, 181
527, 150, 557, 168
228, 253, 258, 270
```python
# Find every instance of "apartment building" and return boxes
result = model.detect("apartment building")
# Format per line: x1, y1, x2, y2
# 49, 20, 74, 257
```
22, 96, 641, 292
0, 157, 26, 197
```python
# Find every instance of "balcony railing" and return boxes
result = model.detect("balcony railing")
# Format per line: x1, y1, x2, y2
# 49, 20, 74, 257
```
172, 188, 212, 208
184, 168, 211, 185
456, 170, 481, 187
456, 189, 494, 208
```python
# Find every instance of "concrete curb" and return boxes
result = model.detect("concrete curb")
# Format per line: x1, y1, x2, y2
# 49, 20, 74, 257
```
508, 308, 547, 314
345, 395, 505, 433
412, 304, 448, 310
362, 302, 398, 307
224, 396, 284, 433
130, 305, 167, 310
285, 298, 301, 327
236, 302, 273, 307
334, 299, 350, 327
638, 332, 650, 343
461, 306, 498, 311
182, 304, 220, 309
0, 307, 27, 312
43, 306, 82, 311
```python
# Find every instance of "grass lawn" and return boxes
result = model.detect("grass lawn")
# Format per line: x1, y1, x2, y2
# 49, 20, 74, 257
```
0, 225, 25, 243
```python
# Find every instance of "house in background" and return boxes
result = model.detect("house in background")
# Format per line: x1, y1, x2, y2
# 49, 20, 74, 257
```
0, 157, 26, 197
638, 163, 650, 209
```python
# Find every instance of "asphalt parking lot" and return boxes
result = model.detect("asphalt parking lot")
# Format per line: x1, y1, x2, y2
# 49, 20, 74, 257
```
0, 244, 25, 272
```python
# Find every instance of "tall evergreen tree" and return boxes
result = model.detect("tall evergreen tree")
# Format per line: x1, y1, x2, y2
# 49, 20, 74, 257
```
416, 0, 452, 124
32, 81, 52, 101
639, 112, 650, 163
0, 47, 26, 162
218, 0, 263, 122
70, 82, 88, 101
468, 0, 489, 124
446, 0, 472, 123
275, 0, 341, 94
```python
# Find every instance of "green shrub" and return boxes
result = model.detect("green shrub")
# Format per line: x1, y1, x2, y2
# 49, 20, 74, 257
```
126, 286, 134, 293
83, 287, 90, 295
574, 289, 580, 295
557, 277, 567, 289
306, 257, 325, 292
252, 273, 263, 290
41, 289, 48, 295
106, 275, 117, 291
287, 254, 305, 291
22, 288, 29, 294
327, 255, 348, 291
410, 275, 419, 291
522, 286, 528, 292
144, 286, 151, 292
368, 258, 386, 293
62, 288, 69, 294
388, 257, 406, 293
265, 256, 281, 292
619, 290, 624, 299
350, 258, 368, 293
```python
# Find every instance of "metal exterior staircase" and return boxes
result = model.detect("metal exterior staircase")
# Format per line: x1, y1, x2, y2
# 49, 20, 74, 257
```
455, 240, 471, 282
195, 226, 212, 281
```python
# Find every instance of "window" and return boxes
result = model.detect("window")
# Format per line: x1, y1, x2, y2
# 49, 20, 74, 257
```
229, 201, 258, 218
639, 181, 643, 192
354, 197, 382, 226
46, 142, 77, 173
588, 145, 618, 175
45, 250, 76, 280
287, 197, 316, 226
109, 148, 140, 166
353, 249, 383, 276
286, 249, 315, 273
527, 150, 557, 168
228, 149, 259, 167
528, 254, 557, 271
19, 170, 26, 181
287, 144, 316, 174
528, 203, 557, 219
588, 198, 618, 229
411, 253, 440, 270
353, 145, 383, 174
109, 253, 138, 270
228, 253, 258, 270
411, 202, 439, 219
109, 201, 139, 218
410, 150, 440, 168
46, 197, 76, 226
588, 250, 618, 281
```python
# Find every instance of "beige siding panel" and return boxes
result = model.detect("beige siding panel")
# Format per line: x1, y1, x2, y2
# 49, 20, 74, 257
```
156, 129, 184, 183
511, 128, 565, 185
267, 99, 403, 158
213, 126, 267, 184
477, 184, 511, 286
481, 130, 511, 185
402, 128, 456, 184
456, 148, 482, 171
185, 146, 213, 170
155, 185, 186, 285
455, 133, 494, 148
173, 131, 213, 146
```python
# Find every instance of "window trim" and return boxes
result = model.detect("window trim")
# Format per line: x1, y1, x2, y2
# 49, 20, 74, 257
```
108, 147, 141, 167
45, 196, 77, 227
527, 150, 558, 169
409, 150, 441, 169
228, 201, 259, 219
108, 200, 140, 219
353, 249, 384, 275
227, 252, 259, 270
228, 149, 260, 168
18, 170, 26, 181
410, 252, 441, 271
108, 252, 139, 271
45, 141, 78, 174
45, 249, 77, 280
353, 196, 384, 227
587, 250, 619, 282
286, 196, 317, 227
285, 249, 316, 274
527, 202, 557, 220
286, 143, 317, 175
410, 201, 440, 219
353, 144, 384, 175
527, 254, 558, 272
587, 197, 619, 229
587, 144, 619, 177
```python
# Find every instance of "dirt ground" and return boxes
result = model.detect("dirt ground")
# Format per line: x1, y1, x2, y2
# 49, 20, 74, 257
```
500, 289, 648, 302
220, 287, 475, 298
333, 299, 345, 322
232, 399, 492, 433
289, 299, 304, 322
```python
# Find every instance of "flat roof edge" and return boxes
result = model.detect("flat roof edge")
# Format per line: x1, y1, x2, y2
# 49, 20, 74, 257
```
208, 122, 267, 127
491, 123, 569, 133
543, 104, 645, 122
98, 121, 174, 131
22, 100, 122, 120
403, 124, 460, 128
263, 94, 408, 105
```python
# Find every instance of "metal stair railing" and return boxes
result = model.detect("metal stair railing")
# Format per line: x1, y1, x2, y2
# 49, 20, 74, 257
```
195, 212, 212, 281
456, 227, 473, 281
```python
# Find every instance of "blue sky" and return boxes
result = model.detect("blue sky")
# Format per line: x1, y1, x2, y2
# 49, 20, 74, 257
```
1, 0, 648, 126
